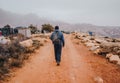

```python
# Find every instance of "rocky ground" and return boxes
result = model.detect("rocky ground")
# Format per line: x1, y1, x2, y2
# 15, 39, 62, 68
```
0, 34, 49, 82
0, 33, 119, 83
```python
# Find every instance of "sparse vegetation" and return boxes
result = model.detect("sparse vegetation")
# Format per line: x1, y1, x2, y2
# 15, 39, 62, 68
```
0, 41, 25, 80
0, 37, 43, 81
41, 24, 54, 33
1, 24, 14, 36
28, 24, 38, 34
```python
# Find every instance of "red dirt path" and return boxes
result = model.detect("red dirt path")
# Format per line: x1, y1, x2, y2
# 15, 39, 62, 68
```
7, 34, 120, 83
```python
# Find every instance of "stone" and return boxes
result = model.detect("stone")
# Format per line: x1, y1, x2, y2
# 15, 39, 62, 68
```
109, 55, 120, 64
85, 42, 95, 47
19, 39, 33, 48
0, 36, 11, 44
117, 60, 120, 65
89, 46, 99, 51
95, 39, 105, 44
94, 76, 103, 83
93, 49, 102, 55
106, 53, 113, 59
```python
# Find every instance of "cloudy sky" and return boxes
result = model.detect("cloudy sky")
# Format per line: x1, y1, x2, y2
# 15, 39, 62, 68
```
0, 0, 120, 26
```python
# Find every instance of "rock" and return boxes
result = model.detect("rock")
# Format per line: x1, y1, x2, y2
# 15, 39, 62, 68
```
95, 38, 105, 44
109, 55, 120, 64
93, 49, 102, 55
75, 35, 81, 39
94, 76, 103, 83
100, 42, 120, 55
85, 42, 95, 47
82, 34, 89, 37
101, 42, 120, 48
117, 60, 120, 65
106, 53, 113, 59
83, 37, 91, 42
81, 40, 86, 43
116, 50, 120, 55
90, 37, 95, 40
19, 39, 33, 48
114, 38, 120, 42
89, 46, 99, 51
0, 36, 11, 44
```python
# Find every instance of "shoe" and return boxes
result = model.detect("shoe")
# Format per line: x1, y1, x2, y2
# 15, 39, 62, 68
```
56, 62, 60, 66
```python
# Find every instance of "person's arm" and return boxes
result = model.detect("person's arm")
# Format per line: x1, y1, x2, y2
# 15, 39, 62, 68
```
50, 33, 53, 40
50, 33, 54, 44
61, 33, 65, 47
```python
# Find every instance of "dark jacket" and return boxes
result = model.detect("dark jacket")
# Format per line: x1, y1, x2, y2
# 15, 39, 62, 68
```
50, 30, 65, 47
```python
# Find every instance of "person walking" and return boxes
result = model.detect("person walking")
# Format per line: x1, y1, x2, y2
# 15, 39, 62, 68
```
50, 26, 65, 66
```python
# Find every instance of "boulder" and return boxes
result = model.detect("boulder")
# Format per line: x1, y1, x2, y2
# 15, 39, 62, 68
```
85, 42, 95, 47
93, 49, 102, 55
84, 37, 91, 41
109, 55, 120, 64
100, 42, 120, 55
95, 38, 105, 44
0, 36, 11, 44
75, 35, 81, 39
117, 50, 120, 55
115, 38, 120, 42
106, 53, 113, 59
19, 39, 33, 48
100, 42, 120, 48
117, 60, 120, 65
89, 46, 99, 51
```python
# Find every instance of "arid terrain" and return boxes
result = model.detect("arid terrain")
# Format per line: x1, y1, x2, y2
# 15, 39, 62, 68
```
5, 34, 120, 83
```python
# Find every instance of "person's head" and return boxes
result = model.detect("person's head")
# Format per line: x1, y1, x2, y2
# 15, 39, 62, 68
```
55, 26, 59, 30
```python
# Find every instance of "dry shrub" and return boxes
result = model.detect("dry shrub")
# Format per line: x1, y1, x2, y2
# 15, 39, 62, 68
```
10, 59, 23, 67
32, 40, 40, 49
0, 38, 42, 81
0, 40, 26, 80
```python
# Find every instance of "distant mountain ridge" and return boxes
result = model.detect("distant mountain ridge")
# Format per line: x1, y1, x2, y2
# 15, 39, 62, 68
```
0, 8, 120, 38
0, 8, 52, 27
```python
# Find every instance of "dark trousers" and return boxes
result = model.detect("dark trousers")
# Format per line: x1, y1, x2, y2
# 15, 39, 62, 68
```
54, 44, 62, 63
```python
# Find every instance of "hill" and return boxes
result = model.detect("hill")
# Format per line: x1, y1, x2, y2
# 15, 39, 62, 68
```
0, 8, 120, 38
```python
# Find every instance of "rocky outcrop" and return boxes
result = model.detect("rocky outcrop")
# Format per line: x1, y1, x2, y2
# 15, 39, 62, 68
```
73, 32, 120, 65
106, 54, 120, 64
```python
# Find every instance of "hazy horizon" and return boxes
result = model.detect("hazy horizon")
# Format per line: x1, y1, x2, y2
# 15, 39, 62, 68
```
0, 0, 120, 26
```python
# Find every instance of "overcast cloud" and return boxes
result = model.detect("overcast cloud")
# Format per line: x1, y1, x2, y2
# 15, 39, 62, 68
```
0, 0, 120, 26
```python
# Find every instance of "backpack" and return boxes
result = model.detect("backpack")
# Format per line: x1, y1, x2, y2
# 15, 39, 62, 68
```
53, 31, 61, 44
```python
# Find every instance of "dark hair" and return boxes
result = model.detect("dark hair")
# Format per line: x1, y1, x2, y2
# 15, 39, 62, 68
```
55, 26, 59, 30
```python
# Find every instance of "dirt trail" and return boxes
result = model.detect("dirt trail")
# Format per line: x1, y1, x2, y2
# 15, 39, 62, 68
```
7, 34, 120, 83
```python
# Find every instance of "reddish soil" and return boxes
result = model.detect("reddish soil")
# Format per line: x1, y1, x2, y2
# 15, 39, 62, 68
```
7, 34, 120, 83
